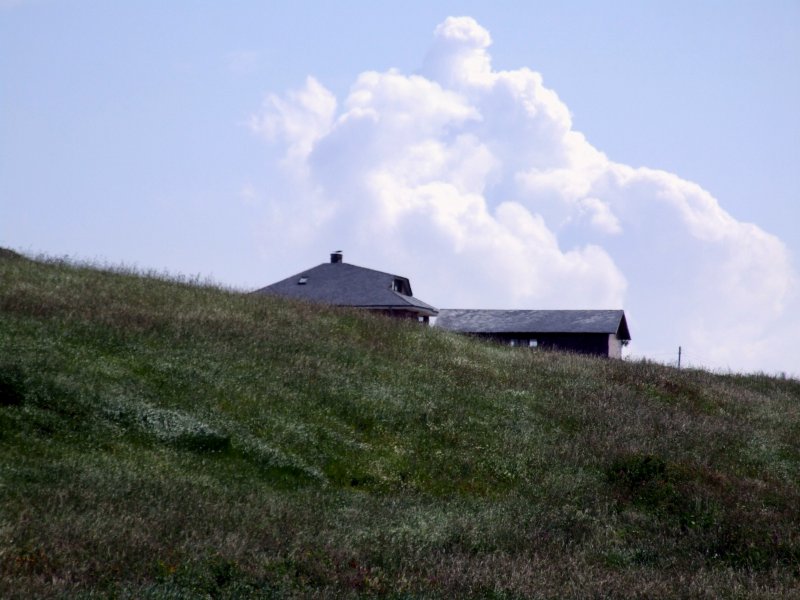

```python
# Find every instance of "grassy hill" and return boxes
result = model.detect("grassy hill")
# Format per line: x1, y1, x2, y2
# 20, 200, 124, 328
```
1, 251, 798, 598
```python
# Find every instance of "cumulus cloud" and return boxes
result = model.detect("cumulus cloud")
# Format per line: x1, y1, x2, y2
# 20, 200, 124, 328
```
250, 76, 336, 164
250, 16, 798, 375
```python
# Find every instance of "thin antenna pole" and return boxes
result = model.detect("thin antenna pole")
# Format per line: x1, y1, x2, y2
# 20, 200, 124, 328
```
678, 346, 682, 370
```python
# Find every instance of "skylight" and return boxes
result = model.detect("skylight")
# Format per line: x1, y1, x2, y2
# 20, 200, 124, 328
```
298, 276, 308, 285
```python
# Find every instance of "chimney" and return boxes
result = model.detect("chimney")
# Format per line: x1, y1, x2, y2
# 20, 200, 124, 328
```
330, 251, 343, 264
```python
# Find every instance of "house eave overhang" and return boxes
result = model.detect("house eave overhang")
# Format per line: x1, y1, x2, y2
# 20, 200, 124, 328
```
616, 314, 632, 341
360, 305, 439, 317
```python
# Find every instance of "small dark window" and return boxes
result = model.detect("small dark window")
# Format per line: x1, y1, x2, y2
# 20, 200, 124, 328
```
392, 278, 408, 295
510, 338, 537, 348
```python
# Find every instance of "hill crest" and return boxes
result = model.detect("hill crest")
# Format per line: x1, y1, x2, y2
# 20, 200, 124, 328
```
1, 253, 798, 598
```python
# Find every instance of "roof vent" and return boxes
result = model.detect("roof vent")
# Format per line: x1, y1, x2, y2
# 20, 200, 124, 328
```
298, 276, 308, 285
330, 251, 343, 264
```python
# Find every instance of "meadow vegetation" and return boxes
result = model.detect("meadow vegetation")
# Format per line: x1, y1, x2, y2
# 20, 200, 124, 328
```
1, 251, 798, 598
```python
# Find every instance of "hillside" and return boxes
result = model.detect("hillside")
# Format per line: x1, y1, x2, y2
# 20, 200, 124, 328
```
1, 252, 798, 598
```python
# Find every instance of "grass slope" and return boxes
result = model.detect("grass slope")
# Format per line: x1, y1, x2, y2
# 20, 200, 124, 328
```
1, 253, 798, 598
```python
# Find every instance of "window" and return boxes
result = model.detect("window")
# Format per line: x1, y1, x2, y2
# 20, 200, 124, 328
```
298, 276, 308, 285
510, 338, 537, 348
392, 278, 408, 295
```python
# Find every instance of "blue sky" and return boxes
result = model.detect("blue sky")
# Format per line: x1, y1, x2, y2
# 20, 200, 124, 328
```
2, 1, 799, 374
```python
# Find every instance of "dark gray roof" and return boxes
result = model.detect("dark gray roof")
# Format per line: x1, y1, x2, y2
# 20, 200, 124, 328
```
435, 309, 631, 340
253, 262, 438, 316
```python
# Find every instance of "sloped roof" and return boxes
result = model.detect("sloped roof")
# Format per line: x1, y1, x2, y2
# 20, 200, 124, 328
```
254, 262, 438, 316
435, 309, 631, 340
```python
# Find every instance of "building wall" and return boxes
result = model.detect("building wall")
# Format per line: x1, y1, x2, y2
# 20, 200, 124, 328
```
474, 332, 613, 357
374, 309, 429, 322
608, 334, 622, 359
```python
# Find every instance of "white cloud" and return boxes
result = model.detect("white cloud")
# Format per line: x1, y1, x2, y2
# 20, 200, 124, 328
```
250, 16, 798, 375
422, 16, 494, 87
250, 76, 336, 164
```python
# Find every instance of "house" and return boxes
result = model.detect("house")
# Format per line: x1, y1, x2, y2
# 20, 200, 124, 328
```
253, 252, 439, 322
435, 309, 631, 358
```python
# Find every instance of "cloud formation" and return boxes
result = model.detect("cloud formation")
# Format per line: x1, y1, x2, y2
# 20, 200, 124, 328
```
251, 16, 797, 374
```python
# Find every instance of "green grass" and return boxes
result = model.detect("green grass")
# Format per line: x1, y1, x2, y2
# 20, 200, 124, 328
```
1, 251, 799, 598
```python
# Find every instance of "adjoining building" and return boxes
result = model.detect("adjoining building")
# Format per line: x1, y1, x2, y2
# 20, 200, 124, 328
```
435, 309, 631, 358
253, 252, 438, 322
